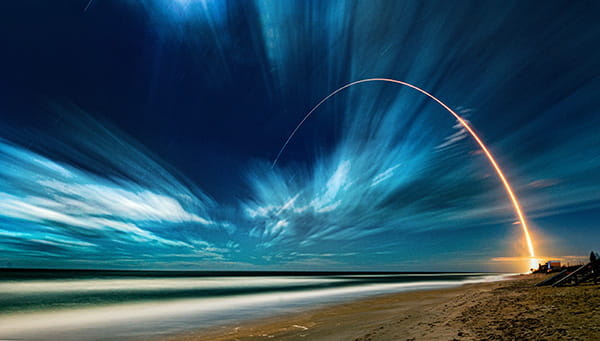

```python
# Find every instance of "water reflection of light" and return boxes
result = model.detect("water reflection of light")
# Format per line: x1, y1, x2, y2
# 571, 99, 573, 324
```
0, 277, 346, 294
0, 275, 511, 339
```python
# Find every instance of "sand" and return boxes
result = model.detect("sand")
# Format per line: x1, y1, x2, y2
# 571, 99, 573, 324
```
165, 274, 600, 341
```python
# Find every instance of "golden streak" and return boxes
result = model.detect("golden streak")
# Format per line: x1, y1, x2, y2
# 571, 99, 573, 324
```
273, 78, 535, 258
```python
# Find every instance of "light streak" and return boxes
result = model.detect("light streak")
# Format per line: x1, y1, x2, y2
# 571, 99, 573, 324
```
272, 78, 535, 258
83, 0, 94, 12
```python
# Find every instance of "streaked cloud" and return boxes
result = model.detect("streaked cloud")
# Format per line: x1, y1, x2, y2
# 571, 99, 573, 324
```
1, 1, 599, 272
0, 118, 225, 263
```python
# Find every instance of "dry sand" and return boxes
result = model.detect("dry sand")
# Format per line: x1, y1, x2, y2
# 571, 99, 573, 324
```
165, 274, 600, 341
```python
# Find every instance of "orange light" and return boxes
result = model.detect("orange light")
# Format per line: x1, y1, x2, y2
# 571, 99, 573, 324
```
273, 78, 535, 258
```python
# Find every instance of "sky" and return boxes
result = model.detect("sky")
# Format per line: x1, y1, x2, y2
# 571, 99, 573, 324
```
0, 1, 599, 272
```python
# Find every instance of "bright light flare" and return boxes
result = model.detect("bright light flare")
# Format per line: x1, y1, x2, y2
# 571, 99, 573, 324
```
273, 78, 536, 259
529, 257, 541, 272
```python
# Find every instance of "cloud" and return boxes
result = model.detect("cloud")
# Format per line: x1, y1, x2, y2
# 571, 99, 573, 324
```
371, 164, 401, 187
0, 116, 216, 258
435, 121, 469, 149
37, 180, 211, 224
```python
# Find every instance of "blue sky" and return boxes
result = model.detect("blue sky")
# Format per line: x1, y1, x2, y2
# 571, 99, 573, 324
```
0, 1, 599, 272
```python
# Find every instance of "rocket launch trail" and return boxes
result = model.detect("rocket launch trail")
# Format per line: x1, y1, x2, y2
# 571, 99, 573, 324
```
272, 78, 536, 258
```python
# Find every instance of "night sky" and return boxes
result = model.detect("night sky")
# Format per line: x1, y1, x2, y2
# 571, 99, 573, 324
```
1, 1, 599, 272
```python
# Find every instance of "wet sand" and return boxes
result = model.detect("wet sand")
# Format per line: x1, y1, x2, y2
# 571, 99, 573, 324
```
165, 274, 600, 340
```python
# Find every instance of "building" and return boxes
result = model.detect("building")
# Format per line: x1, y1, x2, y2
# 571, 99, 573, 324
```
547, 260, 561, 272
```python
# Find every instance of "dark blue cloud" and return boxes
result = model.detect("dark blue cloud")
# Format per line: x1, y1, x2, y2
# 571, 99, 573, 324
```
0, 0, 599, 271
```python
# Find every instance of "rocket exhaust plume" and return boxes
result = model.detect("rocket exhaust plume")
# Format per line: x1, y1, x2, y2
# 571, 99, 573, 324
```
272, 78, 535, 259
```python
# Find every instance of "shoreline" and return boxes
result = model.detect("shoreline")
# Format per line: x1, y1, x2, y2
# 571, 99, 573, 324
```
0, 272, 509, 340
164, 274, 600, 340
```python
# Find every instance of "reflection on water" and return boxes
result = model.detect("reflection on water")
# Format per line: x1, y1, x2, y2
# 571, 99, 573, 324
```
0, 270, 510, 340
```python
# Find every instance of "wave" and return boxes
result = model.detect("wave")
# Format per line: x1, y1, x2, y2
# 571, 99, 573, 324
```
0, 271, 511, 340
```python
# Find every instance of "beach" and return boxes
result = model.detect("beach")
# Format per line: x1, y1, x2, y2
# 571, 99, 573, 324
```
0, 271, 502, 340
167, 274, 600, 340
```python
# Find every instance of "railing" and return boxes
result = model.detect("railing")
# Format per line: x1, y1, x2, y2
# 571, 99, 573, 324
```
551, 259, 600, 287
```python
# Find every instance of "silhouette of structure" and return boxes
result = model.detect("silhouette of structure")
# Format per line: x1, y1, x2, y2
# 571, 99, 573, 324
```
535, 251, 600, 287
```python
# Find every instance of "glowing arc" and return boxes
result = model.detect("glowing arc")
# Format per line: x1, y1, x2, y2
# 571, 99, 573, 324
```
272, 78, 535, 258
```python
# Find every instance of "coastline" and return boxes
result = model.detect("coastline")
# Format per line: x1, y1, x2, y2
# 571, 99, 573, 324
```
0, 272, 506, 340
164, 274, 600, 340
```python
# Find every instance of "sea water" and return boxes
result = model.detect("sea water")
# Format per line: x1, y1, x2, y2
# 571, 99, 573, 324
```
0, 269, 509, 340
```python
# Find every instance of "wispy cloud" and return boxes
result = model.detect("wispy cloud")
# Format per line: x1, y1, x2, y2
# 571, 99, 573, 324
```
436, 120, 469, 150
0, 117, 219, 260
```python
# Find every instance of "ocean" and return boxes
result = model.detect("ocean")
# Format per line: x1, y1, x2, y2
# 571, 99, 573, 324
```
0, 269, 509, 340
